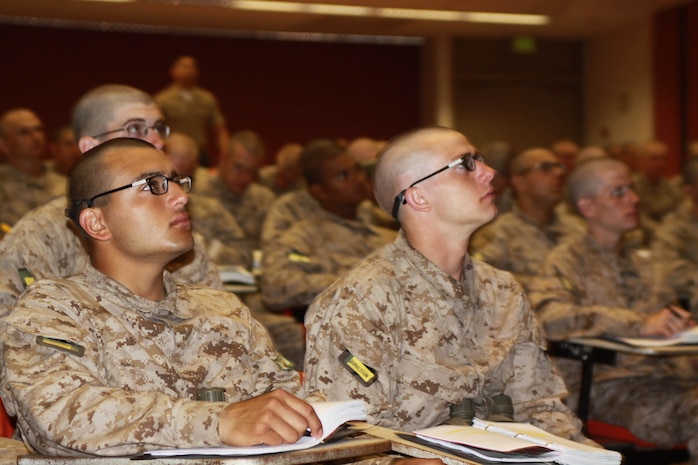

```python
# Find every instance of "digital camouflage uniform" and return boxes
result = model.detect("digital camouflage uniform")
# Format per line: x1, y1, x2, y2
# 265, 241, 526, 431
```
633, 174, 684, 224
188, 193, 251, 267
197, 177, 275, 246
304, 231, 586, 442
0, 263, 300, 456
528, 233, 698, 455
0, 197, 304, 378
633, 173, 684, 241
260, 189, 324, 246
469, 205, 585, 293
261, 216, 395, 311
651, 200, 698, 309
0, 165, 65, 226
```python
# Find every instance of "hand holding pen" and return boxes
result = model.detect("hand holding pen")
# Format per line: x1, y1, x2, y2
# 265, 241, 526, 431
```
641, 304, 695, 338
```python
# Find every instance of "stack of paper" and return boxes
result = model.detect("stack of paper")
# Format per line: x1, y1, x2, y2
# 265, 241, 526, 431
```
413, 419, 621, 465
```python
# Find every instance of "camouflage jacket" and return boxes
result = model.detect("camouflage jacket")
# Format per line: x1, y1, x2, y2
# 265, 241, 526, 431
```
304, 231, 585, 442
1, 263, 300, 456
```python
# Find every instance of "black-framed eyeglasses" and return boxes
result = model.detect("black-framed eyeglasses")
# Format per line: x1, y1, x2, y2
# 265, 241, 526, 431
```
92, 121, 171, 140
80, 174, 192, 208
391, 152, 484, 220
516, 161, 566, 175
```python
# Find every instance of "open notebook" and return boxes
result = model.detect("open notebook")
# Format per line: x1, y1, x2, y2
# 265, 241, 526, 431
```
136, 400, 366, 458
615, 326, 698, 347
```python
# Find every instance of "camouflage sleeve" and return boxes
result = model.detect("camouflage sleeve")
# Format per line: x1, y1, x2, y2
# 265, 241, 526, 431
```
651, 219, 698, 303
527, 247, 645, 340
0, 199, 85, 313
260, 224, 339, 311
304, 276, 406, 429
2, 297, 228, 455
492, 282, 586, 442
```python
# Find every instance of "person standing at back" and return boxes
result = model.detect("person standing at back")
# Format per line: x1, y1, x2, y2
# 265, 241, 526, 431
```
155, 55, 229, 167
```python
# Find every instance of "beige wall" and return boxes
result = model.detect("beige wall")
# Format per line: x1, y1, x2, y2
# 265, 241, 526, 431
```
450, 38, 583, 153
584, 17, 654, 147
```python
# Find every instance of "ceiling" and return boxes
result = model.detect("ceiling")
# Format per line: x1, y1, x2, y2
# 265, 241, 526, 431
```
0, 0, 693, 41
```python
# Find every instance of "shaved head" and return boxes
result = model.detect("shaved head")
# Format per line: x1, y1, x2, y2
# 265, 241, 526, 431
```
374, 126, 460, 213
566, 157, 629, 212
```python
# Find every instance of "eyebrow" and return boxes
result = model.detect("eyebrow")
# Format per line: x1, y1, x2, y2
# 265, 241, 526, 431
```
129, 170, 166, 184
119, 118, 147, 125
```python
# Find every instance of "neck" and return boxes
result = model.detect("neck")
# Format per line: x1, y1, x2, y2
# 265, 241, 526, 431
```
10, 158, 43, 177
588, 224, 622, 254
516, 197, 555, 225
91, 255, 167, 301
404, 224, 470, 281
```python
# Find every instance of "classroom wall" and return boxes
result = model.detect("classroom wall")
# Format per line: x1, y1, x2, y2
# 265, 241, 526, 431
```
451, 38, 583, 153
0, 23, 422, 165
583, 17, 654, 149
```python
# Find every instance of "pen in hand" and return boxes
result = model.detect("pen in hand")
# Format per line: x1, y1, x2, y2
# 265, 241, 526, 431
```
665, 304, 695, 329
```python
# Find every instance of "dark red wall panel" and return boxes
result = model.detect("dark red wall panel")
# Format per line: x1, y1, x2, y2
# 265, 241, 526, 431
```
0, 24, 422, 164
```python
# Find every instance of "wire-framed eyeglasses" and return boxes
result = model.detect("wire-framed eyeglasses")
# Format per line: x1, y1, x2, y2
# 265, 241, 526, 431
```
391, 152, 484, 220
81, 174, 192, 208
92, 121, 171, 140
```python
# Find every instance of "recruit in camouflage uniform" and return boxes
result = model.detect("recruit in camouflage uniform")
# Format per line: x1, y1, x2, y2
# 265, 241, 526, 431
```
197, 176, 275, 246
261, 216, 395, 311
260, 189, 324, 245
470, 205, 585, 292
187, 192, 252, 266
0, 196, 305, 371
652, 200, 698, 309
305, 231, 586, 441
0, 263, 300, 456
529, 220, 698, 457
0, 165, 65, 226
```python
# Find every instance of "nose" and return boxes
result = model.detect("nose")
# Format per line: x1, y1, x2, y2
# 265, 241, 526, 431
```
169, 182, 190, 207
477, 161, 496, 184
627, 188, 640, 205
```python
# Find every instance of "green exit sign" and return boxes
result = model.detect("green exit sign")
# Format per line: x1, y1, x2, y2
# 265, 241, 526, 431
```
512, 36, 536, 54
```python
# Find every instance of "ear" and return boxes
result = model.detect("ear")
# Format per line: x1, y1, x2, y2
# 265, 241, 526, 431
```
79, 208, 112, 242
403, 187, 431, 215
308, 183, 327, 203
577, 198, 594, 219
78, 136, 99, 154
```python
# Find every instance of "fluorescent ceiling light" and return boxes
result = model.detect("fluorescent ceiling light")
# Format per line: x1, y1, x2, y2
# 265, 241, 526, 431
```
229, 1, 550, 26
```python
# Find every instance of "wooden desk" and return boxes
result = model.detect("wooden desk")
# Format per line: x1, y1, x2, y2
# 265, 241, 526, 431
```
17, 423, 492, 465
18, 436, 391, 465
348, 422, 483, 465
547, 337, 698, 426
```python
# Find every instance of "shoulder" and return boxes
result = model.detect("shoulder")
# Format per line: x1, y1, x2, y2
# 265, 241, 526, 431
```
246, 183, 275, 201
470, 257, 525, 296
